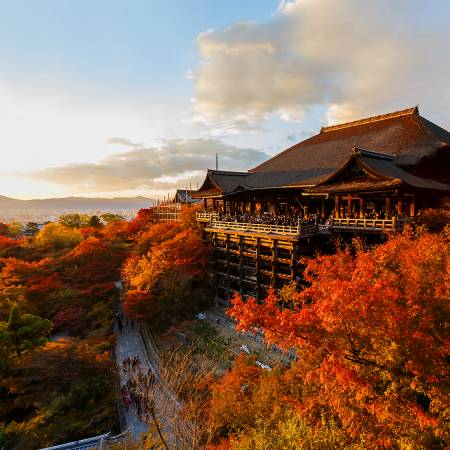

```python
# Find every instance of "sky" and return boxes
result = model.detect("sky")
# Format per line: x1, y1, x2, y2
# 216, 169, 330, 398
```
1, 0, 450, 199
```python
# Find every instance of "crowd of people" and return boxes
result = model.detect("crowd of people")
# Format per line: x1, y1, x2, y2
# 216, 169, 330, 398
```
215, 211, 322, 227
115, 312, 135, 333
116, 310, 157, 425
203, 206, 408, 228
120, 355, 156, 421
341, 208, 406, 220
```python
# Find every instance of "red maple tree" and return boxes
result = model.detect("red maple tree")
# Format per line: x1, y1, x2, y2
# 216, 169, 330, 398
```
228, 230, 449, 447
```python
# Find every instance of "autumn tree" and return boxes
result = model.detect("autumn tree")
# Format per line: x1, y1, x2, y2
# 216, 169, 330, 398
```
227, 230, 450, 448
0, 222, 9, 236
0, 339, 117, 449
0, 303, 52, 357
6, 222, 24, 238
122, 214, 212, 329
34, 223, 83, 249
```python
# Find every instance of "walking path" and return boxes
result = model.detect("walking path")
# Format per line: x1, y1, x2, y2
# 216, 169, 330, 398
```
114, 311, 153, 440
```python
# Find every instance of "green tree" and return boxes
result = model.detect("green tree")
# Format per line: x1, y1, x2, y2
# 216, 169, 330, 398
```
100, 212, 124, 224
58, 213, 90, 228
88, 215, 102, 228
7, 222, 23, 238
0, 304, 52, 356
24, 222, 40, 236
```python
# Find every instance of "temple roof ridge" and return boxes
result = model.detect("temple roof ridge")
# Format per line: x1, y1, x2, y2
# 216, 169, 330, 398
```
321, 106, 419, 134
207, 169, 249, 176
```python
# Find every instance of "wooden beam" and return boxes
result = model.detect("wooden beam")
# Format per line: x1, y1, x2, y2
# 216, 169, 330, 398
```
256, 237, 261, 300
239, 235, 244, 296
271, 239, 278, 288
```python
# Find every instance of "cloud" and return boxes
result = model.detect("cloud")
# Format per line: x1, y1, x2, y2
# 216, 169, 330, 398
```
192, 0, 450, 128
286, 131, 312, 142
106, 137, 145, 148
24, 138, 268, 192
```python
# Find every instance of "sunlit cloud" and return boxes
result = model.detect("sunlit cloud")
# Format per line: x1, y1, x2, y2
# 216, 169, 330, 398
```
24, 138, 268, 192
191, 0, 450, 129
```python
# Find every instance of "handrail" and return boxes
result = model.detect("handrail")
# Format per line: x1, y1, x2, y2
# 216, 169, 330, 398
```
196, 212, 219, 221
197, 212, 410, 234
208, 220, 317, 237
331, 217, 406, 230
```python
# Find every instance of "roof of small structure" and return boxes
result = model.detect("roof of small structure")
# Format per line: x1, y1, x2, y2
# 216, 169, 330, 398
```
193, 170, 249, 197
173, 189, 201, 203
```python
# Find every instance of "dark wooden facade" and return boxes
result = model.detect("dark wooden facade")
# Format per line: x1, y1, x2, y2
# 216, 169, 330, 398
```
192, 107, 450, 303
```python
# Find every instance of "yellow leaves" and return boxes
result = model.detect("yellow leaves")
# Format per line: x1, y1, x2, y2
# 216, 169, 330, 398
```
34, 223, 83, 249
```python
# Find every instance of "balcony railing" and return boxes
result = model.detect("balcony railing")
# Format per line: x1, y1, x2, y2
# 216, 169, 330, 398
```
331, 217, 408, 231
208, 219, 317, 237
196, 212, 219, 222
196, 212, 410, 236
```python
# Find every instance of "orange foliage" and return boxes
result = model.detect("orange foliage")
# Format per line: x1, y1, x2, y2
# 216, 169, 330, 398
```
228, 230, 450, 447
121, 207, 212, 328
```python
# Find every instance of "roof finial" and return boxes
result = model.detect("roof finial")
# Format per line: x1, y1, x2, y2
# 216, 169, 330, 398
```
215, 153, 218, 170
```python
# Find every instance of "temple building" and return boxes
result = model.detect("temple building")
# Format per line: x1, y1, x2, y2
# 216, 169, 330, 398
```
192, 107, 450, 303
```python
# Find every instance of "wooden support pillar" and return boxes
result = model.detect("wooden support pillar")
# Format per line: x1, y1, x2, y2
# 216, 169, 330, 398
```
397, 195, 403, 216
409, 197, 415, 217
239, 235, 244, 296
212, 233, 219, 301
291, 244, 297, 281
321, 198, 326, 220
335, 195, 340, 218
359, 198, 365, 219
255, 237, 261, 300
347, 195, 352, 215
271, 239, 277, 288
386, 196, 391, 217
225, 234, 231, 301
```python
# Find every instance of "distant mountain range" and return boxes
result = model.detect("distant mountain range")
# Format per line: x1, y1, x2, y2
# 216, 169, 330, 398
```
0, 195, 155, 212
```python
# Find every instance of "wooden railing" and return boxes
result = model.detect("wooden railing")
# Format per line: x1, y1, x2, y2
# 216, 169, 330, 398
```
196, 212, 219, 221
208, 219, 317, 237
197, 212, 410, 235
331, 217, 408, 231
151, 203, 181, 222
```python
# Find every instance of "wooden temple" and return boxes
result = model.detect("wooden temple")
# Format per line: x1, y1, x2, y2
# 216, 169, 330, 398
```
191, 107, 450, 303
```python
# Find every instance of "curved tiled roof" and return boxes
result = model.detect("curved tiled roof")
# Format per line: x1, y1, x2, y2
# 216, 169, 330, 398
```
194, 107, 450, 197
307, 147, 450, 193
251, 107, 450, 175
